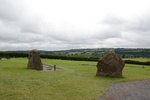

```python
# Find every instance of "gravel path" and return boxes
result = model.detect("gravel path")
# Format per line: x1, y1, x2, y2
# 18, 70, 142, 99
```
98, 79, 150, 100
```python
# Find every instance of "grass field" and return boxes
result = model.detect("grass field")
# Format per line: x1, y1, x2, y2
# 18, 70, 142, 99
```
123, 58, 150, 62
0, 58, 150, 100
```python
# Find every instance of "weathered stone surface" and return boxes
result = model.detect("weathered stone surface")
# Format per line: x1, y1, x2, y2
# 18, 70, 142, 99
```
27, 49, 43, 70
96, 51, 125, 77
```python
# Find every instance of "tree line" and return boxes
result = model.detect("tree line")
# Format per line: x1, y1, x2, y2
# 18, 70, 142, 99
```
0, 51, 98, 61
0, 51, 150, 65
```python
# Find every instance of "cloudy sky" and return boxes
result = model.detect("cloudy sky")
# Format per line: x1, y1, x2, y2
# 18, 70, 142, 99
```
0, 0, 150, 51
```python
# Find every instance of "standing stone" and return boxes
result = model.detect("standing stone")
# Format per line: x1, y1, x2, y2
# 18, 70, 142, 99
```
96, 50, 125, 77
27, 49, 43, 70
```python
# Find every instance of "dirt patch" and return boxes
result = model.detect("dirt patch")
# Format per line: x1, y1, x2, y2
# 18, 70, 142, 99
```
97, 79, 150, 100
0, 58, 8, 60
43, 64, 61, 71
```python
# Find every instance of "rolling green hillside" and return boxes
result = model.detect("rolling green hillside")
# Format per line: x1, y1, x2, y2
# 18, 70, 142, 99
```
40, 48, 150, 58
0, 48, 150, 60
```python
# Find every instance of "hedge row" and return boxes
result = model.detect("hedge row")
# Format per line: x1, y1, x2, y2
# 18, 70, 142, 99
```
0, 52, 27, 58
124, 60, 150, 65
40, 54, 99, 61
0, 52, 99, 61
1, 52, 150, 65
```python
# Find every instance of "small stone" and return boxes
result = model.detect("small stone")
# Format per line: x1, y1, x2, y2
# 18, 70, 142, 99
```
96, 50, 125, 77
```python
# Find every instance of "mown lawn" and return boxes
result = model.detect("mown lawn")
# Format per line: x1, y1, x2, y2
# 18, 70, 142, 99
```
0, 58, 150, 100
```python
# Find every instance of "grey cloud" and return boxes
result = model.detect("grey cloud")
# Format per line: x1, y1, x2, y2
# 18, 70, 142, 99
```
93, 17, 125, 40
0, 0, 49, 34
0, 1, 54, 45
124, 14, 150, 46
126, 15, 150, 33
102, 14, 150, 35
0, 0, 150, 50
102, 16, 125, 25
94, 14, 150, 48
94, 29, 122, 40
0, 0, 24, 21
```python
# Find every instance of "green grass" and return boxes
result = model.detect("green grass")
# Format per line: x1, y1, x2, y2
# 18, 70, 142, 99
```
0, 58, 150, 100
124, 58, 150, 62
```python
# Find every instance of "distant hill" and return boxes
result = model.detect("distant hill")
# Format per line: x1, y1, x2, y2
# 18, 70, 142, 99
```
1, 48, 150, 58
39, 48, 150, 58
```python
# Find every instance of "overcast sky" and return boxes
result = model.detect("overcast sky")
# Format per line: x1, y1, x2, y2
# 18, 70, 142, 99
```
0, 0, 150, 51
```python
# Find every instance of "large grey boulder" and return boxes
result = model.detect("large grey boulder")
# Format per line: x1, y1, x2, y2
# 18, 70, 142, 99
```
96, 51, 125, 77
27, 49, 43, 70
